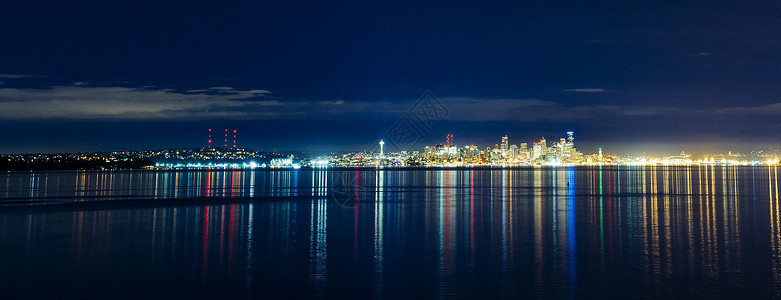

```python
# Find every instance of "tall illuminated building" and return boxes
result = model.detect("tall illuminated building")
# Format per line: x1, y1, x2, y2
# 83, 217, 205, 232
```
559, 138, 567, 160
379, 139, 385, 158
532, 142, 542, 160
509, 144, 518, 158
469, 145, 479, 160
520, 142, 528, 160
540, 137, 548, 160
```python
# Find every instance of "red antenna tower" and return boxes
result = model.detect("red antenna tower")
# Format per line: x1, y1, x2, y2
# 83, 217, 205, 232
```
208, 128, 212, 148
233, 130, 237, 148
224, 129, 228, 147
446, 134, 453, 146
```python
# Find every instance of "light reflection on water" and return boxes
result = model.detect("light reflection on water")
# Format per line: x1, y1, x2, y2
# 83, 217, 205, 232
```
0, 166, 779, 298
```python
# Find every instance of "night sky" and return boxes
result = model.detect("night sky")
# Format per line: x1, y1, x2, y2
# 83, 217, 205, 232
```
2, 1, 781, 155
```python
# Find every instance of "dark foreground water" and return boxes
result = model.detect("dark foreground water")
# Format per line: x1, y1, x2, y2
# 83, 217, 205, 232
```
1, 166, 780, 299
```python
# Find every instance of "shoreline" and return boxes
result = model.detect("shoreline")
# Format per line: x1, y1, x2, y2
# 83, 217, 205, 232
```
3, 163, 777, 173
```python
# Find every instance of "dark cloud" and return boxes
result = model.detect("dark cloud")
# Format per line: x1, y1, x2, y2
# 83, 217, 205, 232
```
563, 88, 606, 93
0, 86, 273, 120
3, 86, 780, 126
0, 74, 35, 79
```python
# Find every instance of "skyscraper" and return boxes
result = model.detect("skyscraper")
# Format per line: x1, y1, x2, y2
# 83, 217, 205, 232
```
520, 142, 529, 160
563, 131, 576, 162
531, 137, 547, 161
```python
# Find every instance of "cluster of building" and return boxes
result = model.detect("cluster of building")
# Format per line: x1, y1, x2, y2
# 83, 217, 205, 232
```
323, 131, 780, 168
327, 131, 603, 167
149, 147, 261, 162
418, 131, 582, 165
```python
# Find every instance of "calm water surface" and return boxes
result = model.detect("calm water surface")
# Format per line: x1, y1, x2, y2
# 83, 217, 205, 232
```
1, 166, 780, 298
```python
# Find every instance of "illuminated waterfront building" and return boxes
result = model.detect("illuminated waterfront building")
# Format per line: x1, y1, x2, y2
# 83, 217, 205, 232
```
270, 157, 293, 167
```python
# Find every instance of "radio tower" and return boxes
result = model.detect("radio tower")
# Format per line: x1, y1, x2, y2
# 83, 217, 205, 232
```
208, 128, 212, 148
233, 130, 237, 148
224, 129, 228, 147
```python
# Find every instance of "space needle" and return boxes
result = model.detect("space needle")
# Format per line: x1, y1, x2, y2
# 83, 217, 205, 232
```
379, 139, 385, 158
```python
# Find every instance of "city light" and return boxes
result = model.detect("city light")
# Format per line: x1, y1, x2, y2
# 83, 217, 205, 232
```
6, 131, 778, 171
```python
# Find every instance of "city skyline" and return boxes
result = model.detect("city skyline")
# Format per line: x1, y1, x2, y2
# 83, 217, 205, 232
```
4, 130, 779, 171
